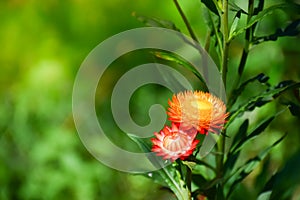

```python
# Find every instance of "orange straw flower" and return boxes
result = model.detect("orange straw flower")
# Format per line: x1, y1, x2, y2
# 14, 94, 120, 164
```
151, 123, 199, 162
167, 91, 228, 134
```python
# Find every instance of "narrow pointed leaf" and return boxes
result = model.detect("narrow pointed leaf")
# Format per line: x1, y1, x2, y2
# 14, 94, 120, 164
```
227, 82, 300, 126
200, 0, 219, 16
153, 51, 208, 91
224, 119, 249, 175
261, 150, 300, 199
192, 174, 207, 188
255, 156, 271, 192
228, 73, 270, 107
232, 3, 300, 38
230, 119, 249, 151
288, 102, 300, 117
229, 2, 247, 14
133, 12, 180, 31
226, 134, 286, 199
253, 0, 265, 15
232, 117, 274, 154
229, 11, 242, 40
254, 19, 300, 44
202, 6, 221, 37
224, 150, 241, 176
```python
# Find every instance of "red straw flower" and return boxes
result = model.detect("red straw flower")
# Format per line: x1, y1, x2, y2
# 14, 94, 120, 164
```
151, 123, 199, 162
167, 91, 228, 134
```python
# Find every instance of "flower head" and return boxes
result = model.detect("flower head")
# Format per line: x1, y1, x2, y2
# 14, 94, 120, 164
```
167, 91, 228, 134
151, 123, 199, 162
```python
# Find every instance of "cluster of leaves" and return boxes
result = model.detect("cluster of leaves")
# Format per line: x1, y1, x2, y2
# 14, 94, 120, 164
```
131, 0, 300, 200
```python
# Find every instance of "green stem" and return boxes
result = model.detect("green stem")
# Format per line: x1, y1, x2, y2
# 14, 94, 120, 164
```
216, 132, 226, 179
228, 0, 255, 103
173, 0, 199, 43
202, 30, 211, 84
221, 0, 229, 87
220, 130, 226, 171
222, 43, 229, 88
216, 0, 229, 184
208, 11, 223, 67
238, 0, 254, 76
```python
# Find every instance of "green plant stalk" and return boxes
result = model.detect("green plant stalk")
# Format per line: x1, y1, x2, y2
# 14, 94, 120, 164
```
173, 0, 210, 86
173, 0, 199, 43
217, 0, 254, 180
221, 0, 229, 86
207, 11, 223, 67
202, 30, 211, 82
238, 0, 254, 75
228, 0, 254, 104
216, 0, 229, 187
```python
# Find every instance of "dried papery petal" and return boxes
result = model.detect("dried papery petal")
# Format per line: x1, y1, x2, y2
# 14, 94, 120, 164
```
167, 91, 228, 134
151, 123, 199, 162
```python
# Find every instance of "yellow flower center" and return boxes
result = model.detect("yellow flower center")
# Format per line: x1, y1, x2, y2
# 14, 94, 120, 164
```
193, 100, 212, 111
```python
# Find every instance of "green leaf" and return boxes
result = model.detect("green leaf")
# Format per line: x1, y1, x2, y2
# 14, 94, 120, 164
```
261, 150, 300, 200
283, 19, 300, 36
229, 11, 242, 40
253, 0, 265, 15
182, 161, 197, 171
253, 19, 300, 44
129, 135, 163, 168
216, 183, 225, 199
224, 150, 241, 177
166, 168, 191, 200
225, 117, 275, 178
288, 102, 300, 117
142, 170, 169, 188
230, 119, 249, 151
153, 51, 208, 91
200, 0, 219, 16
227, 82, 300, 127
153, 51, 201, 79
202, 7, 222, 63
224, 120, 249, 175
231, 117, 274, 154
132, 12, 180, 31
143, 163, 191, 200
202, 6, 221, 38
232, 3, 300, 38
129, 135, 190, 200
226, 134, 286, 199
228, 2, 247, 14
192, 174, 208, 188
278, 85, 300, 117
257, 191, 272, 200
228, 73, 270, 107
192, 158, 216, 172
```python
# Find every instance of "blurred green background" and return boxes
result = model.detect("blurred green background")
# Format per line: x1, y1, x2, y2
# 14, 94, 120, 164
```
0, 0, 299, 199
